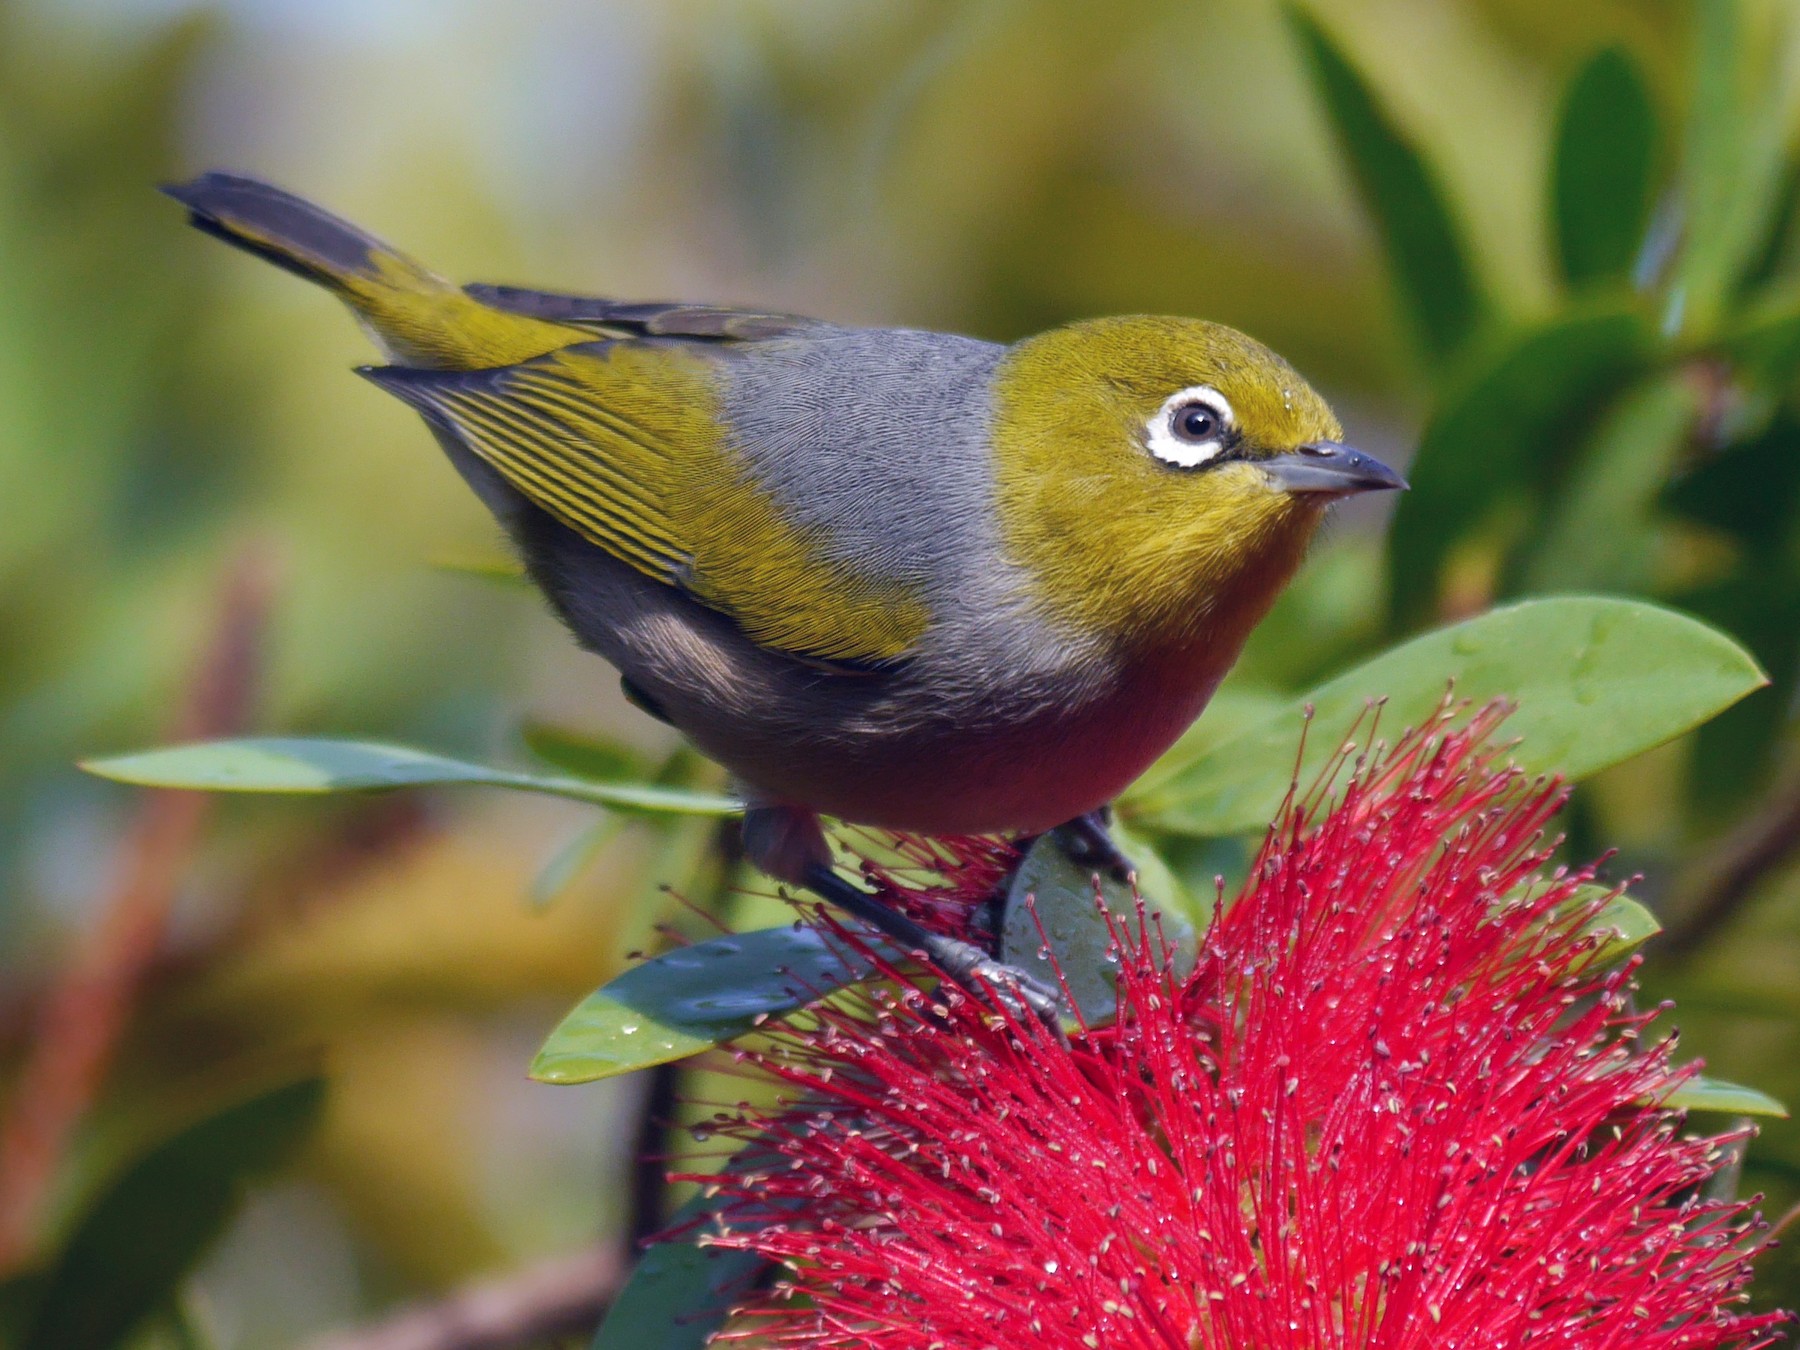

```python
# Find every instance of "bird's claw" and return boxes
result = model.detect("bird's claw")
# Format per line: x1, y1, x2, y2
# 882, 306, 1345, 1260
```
930, 937, 1065, 1033
1050, 809, 1135, 885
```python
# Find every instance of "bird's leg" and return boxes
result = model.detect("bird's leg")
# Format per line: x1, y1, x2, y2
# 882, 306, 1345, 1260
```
1049, 806, 1135, 885
743, 803, 1063, 1028
799, 864, 1063, 1027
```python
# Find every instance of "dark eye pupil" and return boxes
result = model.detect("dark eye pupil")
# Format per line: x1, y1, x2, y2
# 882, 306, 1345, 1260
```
1177, 405, 1217, 441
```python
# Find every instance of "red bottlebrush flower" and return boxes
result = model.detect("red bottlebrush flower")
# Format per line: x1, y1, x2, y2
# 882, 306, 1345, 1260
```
687, 707, 1788, 1350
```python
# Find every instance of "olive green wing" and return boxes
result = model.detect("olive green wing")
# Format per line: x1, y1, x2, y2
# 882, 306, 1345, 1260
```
363, 341, 926, 668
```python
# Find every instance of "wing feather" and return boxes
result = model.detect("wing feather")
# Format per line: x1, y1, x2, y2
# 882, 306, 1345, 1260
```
362, 342, 927, 668
461, 284, 820, 341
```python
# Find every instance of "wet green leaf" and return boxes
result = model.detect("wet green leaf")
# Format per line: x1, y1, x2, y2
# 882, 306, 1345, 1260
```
531, 926, 879, 1083
82, 737, 740, 818
999, 830, 1199, 1025
20, 1078, 325, 1350
1553, 46, 1660, 288
1667, 1075, 1788, 1117
1124, 597, 1767, 838
1284, 2, 1485, 361
1386, 308, 1653, 630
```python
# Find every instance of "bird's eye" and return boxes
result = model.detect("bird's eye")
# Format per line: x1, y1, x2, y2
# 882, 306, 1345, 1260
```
1174, 403, 1219, 443
1146, 385, 1234, 468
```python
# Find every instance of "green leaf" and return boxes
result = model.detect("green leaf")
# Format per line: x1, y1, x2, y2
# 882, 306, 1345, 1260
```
1284, 2, 1486, 361
1553, 46, 1660, 288
1387, 309, 1652, 631
20, 1078, 325, 1350
520, 722, 652, 783
1672, 0, 1797, 334
427, 551, 530, 587
1124, 596, 1767, 838
1516, 373, 1700, 594
1667, 1075, 1789, 1118
1570, 885, 1661, 966
1718, 294, 1800, 389
998, 830, 1200, 1025
530, 817, 626, 910
81, 738, 740, 818
593, 1184, 769, 1350
531, 926, 877, 1083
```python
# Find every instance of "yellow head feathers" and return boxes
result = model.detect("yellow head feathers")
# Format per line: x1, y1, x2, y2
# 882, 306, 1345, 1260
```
991, 316, 1350, 654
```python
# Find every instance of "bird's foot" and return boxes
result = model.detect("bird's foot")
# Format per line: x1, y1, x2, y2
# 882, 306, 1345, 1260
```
921, 935, 1065, 1027
800, 863, 1064, 1032
1048, 807, 1135, 885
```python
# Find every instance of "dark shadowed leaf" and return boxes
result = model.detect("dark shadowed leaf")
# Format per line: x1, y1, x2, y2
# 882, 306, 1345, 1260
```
1719, 296, 1800, 390
20, 1078, 325, 1350
1387, 309, 1652, 630
592, 1181, 772, 1350
999, 828, 1201, 1025
82, 737, 739, 817
1124, 597, 1766, 838
1284, 2, 1486, 361
531, 926, 882, 1083
1553, 46, 1660, 288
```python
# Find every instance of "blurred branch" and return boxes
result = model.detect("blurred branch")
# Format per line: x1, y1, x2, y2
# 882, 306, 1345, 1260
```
303, 1244, 620, 1350
1661, 760, 1800, 958
0, 546, 275, 1269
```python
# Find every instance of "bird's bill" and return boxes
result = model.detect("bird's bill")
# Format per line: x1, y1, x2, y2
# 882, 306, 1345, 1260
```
1259, 441, 1408, 496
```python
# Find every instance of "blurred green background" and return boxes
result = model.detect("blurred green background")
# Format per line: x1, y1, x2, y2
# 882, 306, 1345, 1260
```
3, 0, 1800, 1345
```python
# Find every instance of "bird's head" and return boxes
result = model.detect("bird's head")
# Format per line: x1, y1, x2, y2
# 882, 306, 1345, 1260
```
990, 315, 1404, 653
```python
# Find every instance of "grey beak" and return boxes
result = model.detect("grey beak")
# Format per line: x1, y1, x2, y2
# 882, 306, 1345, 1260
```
1260, 441, 1409, 496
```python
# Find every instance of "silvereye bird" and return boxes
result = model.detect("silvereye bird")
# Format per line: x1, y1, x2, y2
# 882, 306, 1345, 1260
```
166, 172, 1404, 1019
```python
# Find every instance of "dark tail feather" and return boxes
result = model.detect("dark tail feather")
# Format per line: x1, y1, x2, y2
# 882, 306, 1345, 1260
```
161, 172, 411, 291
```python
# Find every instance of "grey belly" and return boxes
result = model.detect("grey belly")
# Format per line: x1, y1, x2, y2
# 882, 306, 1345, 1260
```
511, 503, 1205, 835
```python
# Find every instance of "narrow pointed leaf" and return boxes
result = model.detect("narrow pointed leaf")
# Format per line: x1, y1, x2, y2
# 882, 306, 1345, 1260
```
1124, 597, 1767, 838
428, 551, 529, 586
530, 817, 625, 910
82, 737, 740, 817
531, 926, 881, 1083
1285, 2, 1485, 360
1553, 46, 1660, 287
1517, 373, 1699, 594
520, 722, 652, 783
1672, 0, 1796, 333
1667, 1075, 1788, 1118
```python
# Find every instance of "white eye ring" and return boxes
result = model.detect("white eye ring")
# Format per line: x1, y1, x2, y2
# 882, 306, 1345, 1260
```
1146, 385, 1235, 468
